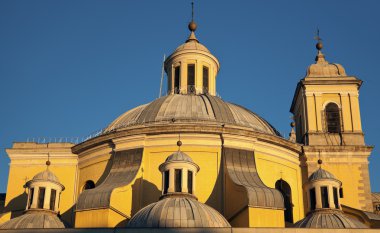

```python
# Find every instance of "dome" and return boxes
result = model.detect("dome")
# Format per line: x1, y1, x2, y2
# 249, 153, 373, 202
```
165, 151, 194, 163
306, 51, 347, 78
32, 170, 60, 184
0, 210, 66, 229
127, 196, 231, 228
174, 39, 211, 53
295, 209, 368, 228
106, 94, 281, 137
308, 168, 338, 182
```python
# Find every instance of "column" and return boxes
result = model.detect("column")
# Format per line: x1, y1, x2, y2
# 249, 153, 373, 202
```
43, 187, 51, 210
306, 93, 316, 132
349, 93, 362, 132
168, 168, 175, 193
315, 185, 322, 209
55, 191, 60, 212
180, 62, 186, 94
192, 171, 196, 196
314, 93, 323, 132
31, 186, 39, 209
161, 172, 165, 195
340, 93, 352, 132
182, 168, 188, 193
328, 185, 335, 208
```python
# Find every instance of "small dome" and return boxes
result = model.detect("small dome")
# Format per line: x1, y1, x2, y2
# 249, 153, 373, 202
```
127, 196, 231, 228
308, 168, 337, 182
295, 209, 368, 228
0, 211, 66, 229
306, 51, 347, 78
174, 40, 210, 53
165, 151, 194, 163
32, 170, 60, 183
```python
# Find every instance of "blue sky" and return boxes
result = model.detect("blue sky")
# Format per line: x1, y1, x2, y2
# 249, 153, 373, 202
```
0, 0, 379, 193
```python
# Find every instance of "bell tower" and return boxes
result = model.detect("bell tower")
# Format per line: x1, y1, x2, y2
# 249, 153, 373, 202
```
290, 35, 374, 212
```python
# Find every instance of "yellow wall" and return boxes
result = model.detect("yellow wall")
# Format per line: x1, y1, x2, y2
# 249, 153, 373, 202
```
3, 143, 78, 226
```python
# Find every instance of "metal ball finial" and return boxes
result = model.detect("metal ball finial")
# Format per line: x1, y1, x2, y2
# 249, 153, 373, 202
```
177, 140, 182, 147
46, 160, 51, 166
290, 122, 295, 128
188, 21, 197, 32
317, 159, 323, 165
316, 41, 323, 51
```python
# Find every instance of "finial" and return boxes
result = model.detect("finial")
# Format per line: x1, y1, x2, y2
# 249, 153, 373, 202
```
314, 28, 323, 51
317, 150, 322, 168
188, 1, 197, 32
177, 133, 182, 151
46, 153, 51, 168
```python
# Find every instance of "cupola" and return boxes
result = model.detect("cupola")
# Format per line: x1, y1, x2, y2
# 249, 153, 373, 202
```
295, 160, 368, 228
127, 139, 230, 228
0, 159, 66, 229
164, 3, 220, 96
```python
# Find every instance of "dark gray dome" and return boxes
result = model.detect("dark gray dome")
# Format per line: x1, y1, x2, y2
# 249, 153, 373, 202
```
295, 209, 368, 229
106, 94, 281, 137
127, 196, 231, 228
0, 211, 65, 229
308, 168, 337, 182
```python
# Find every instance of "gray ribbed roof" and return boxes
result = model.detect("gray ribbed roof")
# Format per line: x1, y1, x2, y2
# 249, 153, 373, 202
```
32, 170, 60, 183
224, 148, 284, 209
295, 209, 368, 228
127, 197, 230, 228
165, 151, 194, 163
308, 168, 337, 182
0, 211, 65, 229
76, 148, 143, 210
106, 94, 281, 137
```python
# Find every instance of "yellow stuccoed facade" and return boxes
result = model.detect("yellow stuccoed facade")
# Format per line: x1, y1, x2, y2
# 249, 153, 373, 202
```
0, 21, 377, 231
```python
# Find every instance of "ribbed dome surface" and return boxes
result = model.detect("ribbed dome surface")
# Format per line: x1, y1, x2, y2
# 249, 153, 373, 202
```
0, 211, 65, 229
127, 197, 231, 228
32, 170, 60, 183
165, 151, 194, 163
308, 168, 337, 182
295, 209, 368, 229
306, 51, 346, 78
174, 40, 210, 53
106, 94, 281, 137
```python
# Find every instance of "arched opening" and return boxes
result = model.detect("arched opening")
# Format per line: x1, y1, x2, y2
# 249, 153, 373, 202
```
83, 180, 95, 191
325, 103, 341, 133
275, 179, 293, 223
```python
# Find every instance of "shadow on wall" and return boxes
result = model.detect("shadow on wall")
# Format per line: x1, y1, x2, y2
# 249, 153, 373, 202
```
3, 191, 27, 219
60, 204, 75, 228
131, 178, 161, 218
205, 160, 223, 213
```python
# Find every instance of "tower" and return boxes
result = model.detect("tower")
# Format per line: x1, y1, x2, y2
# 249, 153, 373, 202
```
290, 36, 374, 211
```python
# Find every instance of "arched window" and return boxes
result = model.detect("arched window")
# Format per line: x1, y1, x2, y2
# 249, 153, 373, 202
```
83, 180, 95, 190
164, 170, 169, 194
188, 170, 193, 194
275, 179, 293, 223
187, 64, 195, 94
325, 103, 341, 133
310, 188, 316, 211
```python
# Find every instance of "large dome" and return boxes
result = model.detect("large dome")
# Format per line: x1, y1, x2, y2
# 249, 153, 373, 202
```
106, 94, 281, 136
127, 196, 231, 228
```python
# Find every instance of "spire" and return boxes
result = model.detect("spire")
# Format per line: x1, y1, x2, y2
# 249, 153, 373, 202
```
186, 1, 199, 43
314, 28, 327, 64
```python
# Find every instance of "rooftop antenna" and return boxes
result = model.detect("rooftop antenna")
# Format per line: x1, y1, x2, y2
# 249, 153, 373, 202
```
159, 54, 166, 98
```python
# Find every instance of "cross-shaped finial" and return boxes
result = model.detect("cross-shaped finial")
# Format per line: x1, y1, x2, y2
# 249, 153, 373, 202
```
314, 28, 322, 42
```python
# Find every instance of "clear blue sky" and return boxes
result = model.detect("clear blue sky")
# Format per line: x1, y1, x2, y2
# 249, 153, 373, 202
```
0, 1, 379, 193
